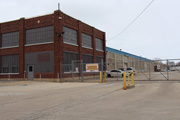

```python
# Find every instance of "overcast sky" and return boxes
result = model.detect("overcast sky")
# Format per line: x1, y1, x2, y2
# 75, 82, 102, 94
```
0, 0, 180, 60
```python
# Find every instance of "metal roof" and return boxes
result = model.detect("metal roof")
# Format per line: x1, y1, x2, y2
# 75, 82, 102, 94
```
106, 47, 152, 61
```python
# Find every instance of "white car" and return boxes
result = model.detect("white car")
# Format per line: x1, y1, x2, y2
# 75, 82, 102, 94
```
119, 67, 136, 76
107, 70, 123, 77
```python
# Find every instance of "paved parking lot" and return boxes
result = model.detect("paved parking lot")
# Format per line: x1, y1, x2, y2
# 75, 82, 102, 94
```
0, 80, 180, 120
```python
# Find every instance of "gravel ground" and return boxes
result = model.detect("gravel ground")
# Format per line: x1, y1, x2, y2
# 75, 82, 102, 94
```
0, 81, 180, 120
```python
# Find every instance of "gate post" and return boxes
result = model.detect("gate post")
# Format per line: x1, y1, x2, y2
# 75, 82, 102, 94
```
123, 72, 126, 90
60, 62, 62, 82
81, 60, 84, 82
149, 62, 151, 80
101, 59, 104, 83
167, 60, 169, 80
72, 60, 74, 82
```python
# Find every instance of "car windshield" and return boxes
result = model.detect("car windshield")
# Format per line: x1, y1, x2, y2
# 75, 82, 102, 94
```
119, 68, 124, 71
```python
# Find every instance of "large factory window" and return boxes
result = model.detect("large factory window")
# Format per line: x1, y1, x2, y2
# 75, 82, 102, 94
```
96, 56, 104, 71
1, 32, 19, 48
25, 51, 54, 73
63, 52, 79, 72
63, 26, 78, 45
82, 33, 92, 48
26, 26, 54, 45
96, 56, 104, 63
96, 38, 104, 51
1, 55, 19, 73
82, 54, 93, 71
82, 54, 93, 63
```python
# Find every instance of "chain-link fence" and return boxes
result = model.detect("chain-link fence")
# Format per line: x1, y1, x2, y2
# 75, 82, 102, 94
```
106, 59, 180, 81
59, 60, 104, 82
55, 59, 180, 82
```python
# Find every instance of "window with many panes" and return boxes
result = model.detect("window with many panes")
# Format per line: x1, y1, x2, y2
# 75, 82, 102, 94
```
96, 56, 104, 71
26, 26, 54, 45
82, 54, 94, 71
96, 38, 104, 51
82, 33, 92, 48
1, 55, 19, 73
82, 54, 93, 63
63, 52, 79, 72
1, 32, 19, 48
63, 26, 78, 45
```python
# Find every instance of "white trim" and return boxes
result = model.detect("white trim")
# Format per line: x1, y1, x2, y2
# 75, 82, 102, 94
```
96, 49, 104, 52
1, 46, 19, 49
63, 42, 79, 46
0, 73, 19, 75
25, 41, 54, 47
82, 46, 93, 49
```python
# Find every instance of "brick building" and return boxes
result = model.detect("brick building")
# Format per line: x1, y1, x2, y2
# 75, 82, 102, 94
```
0, 10, 106, 81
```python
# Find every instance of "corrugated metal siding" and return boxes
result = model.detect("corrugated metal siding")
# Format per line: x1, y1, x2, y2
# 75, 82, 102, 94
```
25, 51, 54, 73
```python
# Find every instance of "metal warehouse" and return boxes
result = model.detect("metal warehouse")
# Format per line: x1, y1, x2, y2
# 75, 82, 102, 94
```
0, 10, 106, 81
106, 47, 154, 72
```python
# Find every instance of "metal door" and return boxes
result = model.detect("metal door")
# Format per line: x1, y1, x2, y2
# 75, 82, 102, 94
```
27, 65, 34, 80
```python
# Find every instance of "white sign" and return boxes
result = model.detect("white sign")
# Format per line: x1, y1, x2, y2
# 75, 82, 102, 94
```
123, 65, 127, 71
86, 63, 99, 72
76, 67, 79, 72
157, 65, 160, 70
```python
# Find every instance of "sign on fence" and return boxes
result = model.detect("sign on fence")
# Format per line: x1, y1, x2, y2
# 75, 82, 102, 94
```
157, 64, 161, 70
86, 63, 99, 72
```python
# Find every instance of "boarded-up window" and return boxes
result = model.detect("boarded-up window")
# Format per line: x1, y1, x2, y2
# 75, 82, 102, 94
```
63, 26, 78, 45
25, 51, 54, 73
26, 26, 54, 45
37, 53, 50, 62
1, 32, 19, 47
82, 33, 92, 48
1, 55, 19, 73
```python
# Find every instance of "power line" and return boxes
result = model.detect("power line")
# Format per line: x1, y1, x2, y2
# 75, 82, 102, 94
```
107, 0, 155, 42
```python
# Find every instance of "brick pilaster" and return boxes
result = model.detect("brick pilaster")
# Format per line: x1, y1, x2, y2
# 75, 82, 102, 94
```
19, 18, 25, 78
78, 21, 82, 61
0, 24, 1, 73
54, 10, 63, 78
92, 27, 96, 62
103, 32, 106, 70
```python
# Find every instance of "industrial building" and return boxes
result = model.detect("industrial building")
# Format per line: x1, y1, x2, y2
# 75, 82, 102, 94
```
0, 10, 106, 81
106, 47, 154, 72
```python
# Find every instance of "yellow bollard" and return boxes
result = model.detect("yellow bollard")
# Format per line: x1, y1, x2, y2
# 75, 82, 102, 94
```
132, 72, 134, 86
123, 72, 126, 90
128, 73, 130, 86
100, 72, 102, 83
104, 71, 106, 83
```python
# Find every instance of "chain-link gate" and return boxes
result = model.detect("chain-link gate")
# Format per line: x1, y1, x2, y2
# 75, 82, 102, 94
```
106, 59, 180, 81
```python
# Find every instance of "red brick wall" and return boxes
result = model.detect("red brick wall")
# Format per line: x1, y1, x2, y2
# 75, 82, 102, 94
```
0, 10, 106, 79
